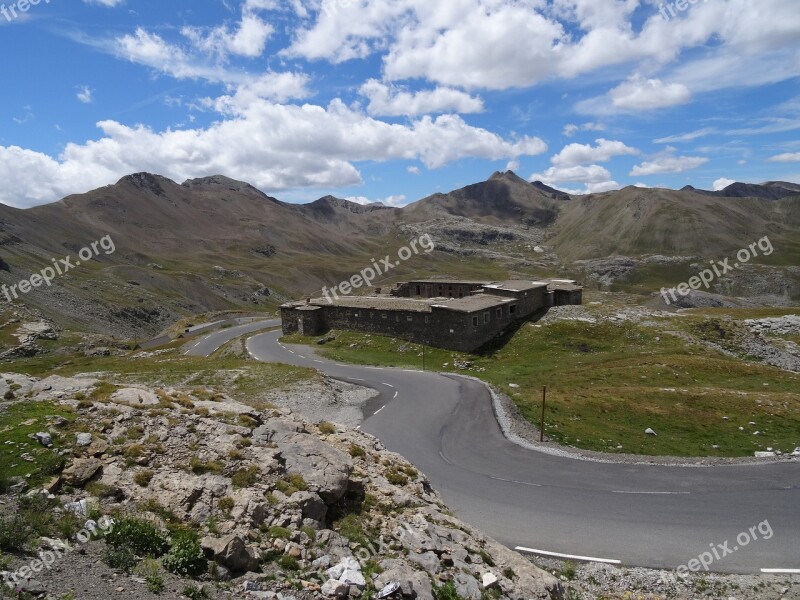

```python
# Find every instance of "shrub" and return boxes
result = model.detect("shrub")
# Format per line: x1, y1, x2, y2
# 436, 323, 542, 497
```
163, 532, 207, 578
217, 497, 234, 514
231, 465, 259, 489
136, 558, 165, 593
182, 584, 209, 599
385, 469, 408, 487
134, 470, 155, 487
434, 581, 464, 600
0, 514, 33, 552
278, 555, 300, 571
189, 458, 222, 475
103, 545, 137, 573
38, 451, 66, 476
267, 526, 291, 540
318, 421, 336, 435
478, 549, 495, 567
105, 517, 169, 557
227, 449, 243, 461
275, 473, 308, 496
348, 444, 365, 458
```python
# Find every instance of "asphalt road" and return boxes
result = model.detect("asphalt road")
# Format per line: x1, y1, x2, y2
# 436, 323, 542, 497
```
182, 319, 280, 356
242, 329, 799, 575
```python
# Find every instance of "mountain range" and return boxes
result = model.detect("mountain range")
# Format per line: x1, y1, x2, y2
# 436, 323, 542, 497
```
1, 171, 798, 338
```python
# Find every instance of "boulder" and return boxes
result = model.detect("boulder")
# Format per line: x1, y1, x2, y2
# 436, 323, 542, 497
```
34, 432, 52, 447
277, 434, 352, 505
201, 535, 259, 573
110, 387, 160, 406
320, 579, 348, 597
76, 433, 93, 447
289, 491, 328, 523
63, 458, 102, 486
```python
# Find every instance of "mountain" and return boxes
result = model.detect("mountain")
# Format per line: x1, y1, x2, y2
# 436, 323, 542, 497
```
1, 171, 799, 338
402, 171, 565, 226
682, 181, 800, 201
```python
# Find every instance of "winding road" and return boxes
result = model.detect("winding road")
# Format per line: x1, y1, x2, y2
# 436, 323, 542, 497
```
193, 325, 800, 575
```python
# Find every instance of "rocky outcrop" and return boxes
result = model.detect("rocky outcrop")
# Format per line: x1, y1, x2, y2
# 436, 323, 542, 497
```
0, 375, 563, 599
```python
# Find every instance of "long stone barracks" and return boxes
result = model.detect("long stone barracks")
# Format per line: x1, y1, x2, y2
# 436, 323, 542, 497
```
281, 278, 583, 352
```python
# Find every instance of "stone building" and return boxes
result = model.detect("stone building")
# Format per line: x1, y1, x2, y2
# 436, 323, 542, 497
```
281, 277, 583, 352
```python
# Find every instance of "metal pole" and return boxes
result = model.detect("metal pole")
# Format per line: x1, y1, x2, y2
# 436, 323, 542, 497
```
540, 386, 546, 442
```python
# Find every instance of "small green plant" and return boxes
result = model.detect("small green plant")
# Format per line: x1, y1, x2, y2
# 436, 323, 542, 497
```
560, 560, 577, 580
105, 516, 169, 557
227, 449, 243, 461
136, 558, 165, 593
275, 473, 308, 496
231, 465, 259, 489
502, 567, 515, 579
478, 549, 495, 567
163, 532, 207, 578
189, 457, 223, 475
434, 581, 464, 600
0, 514, 33, 552
38, 451, 66, 476
318, 421, 336, 434
182, 584, 209, 600
103, 545, 138, 573
134, 470, 155, 487
278, 555, 300, 571
385, 468, 408, 487
267, 526, 291, 540
348, 444, 366, 458
217, 496, 234, 514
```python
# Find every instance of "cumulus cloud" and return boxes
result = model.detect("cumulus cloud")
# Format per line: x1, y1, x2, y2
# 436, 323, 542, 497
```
76, 86, 94, 104
551, 139, 638, 168
0, 99, 547, 207
630, 149, 709, 176
713, 177, 736, 191
609, 77, 691, 111
359, 80, 484, 116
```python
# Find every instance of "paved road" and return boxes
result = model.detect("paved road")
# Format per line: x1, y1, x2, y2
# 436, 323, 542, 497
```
244, 329, 800, 575
183, 319, 280, 356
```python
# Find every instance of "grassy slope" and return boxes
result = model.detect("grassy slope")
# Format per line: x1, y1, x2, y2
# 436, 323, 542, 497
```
284, 306, 800, 457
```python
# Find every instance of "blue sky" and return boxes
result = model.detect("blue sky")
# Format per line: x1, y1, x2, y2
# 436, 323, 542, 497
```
0, 0, 798, 208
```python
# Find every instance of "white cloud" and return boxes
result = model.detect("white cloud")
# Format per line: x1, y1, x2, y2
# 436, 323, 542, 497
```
76, 86, 94, 104
348, 194, 408, 207
630, 149, 709, 176
505, 160, 520, 172
531, 164, 613, 185
0, 99, 547, 207
562, 122, 605, 137
407, 166, 420, 175
713, 177, 736, 191
609, 77, 691, 111
83, 0, 124, 6
768, 152, 800, 162
551, 139, 638, 168
359, 80, 484, 116
654, 128, 716, 144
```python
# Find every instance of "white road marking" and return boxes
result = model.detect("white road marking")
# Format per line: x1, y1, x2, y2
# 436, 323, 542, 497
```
314, 359, 324, 364
490, 475, 542, 487
403, 369, 418, 373
287, 349, 295, 354
761, 568, 800, 574
393, 391, 398, 399
611, 490, 690, 495
515, 547, 621, 565
336, 364, 349, 367
351, 378, 365, 382
382, 383, 394, 388
438, 451, 453, 465
374, 406, 386, 415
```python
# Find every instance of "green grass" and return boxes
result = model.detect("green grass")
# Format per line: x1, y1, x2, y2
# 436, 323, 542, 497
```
287, 311, 800, 457
9, 351, 318, 408
0, 400, 75, 486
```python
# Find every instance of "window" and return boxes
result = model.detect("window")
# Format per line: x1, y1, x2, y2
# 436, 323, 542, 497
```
472, 316, 479, 327
382, 313, 387, 319
354, 312, 359, 318
496, 308, 502, 318
416, 285, 421, 295
484, 312, 490, 323
510, 304, 517, 315
407, 315, 413, 322
424, 316, 429, 324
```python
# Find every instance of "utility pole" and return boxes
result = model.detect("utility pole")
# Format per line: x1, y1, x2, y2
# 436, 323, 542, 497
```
540, 386, 547, 443
422, 343, 426, 371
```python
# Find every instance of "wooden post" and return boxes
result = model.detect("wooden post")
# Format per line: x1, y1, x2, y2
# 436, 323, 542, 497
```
422, 343, 426, 371
540, 386, 546, 442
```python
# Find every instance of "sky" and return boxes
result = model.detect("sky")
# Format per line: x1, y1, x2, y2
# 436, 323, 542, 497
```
0, 0, 798, 209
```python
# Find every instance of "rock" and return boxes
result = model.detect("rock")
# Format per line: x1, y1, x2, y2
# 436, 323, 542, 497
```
376, 565, 433, 600
327, 557, 361, 581
289, 491, 328, 523
277, 434, 352, 505
481, 573, 499, 589
110, 387, 160, 406
339, 569, 366, 589
321, 580, 348, 598
34, 432, 52, 447
754, 451, 776, 458
62, 458, 102, 486
76, 433, 93, 447
202, 535, 260, 573
645, 428, 657, 436
64, 499, 89, 516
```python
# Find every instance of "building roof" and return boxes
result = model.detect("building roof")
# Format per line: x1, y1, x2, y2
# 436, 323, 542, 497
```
482, 280, 550, 293
284, 296, 436, 313
402, 279, 490, 286
432, 294, 512, 313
